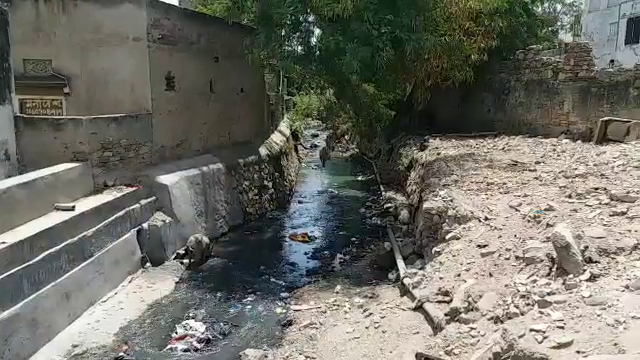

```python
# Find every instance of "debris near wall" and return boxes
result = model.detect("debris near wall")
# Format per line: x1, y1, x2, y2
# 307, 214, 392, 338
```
378, 134, 639, 358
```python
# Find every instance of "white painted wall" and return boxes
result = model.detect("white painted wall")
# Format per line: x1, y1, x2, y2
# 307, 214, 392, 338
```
9, 0, 152, 116
582, 0, 640, 68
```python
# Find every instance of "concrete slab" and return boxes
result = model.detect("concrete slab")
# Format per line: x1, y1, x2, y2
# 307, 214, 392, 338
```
138, 119, 293, 242
151, 160, 244, 240
143, 211, 181, 266
0, 229, 142, 360
0, 162, 93, 233
0, 186, 144, 275
0, 197, 156, 312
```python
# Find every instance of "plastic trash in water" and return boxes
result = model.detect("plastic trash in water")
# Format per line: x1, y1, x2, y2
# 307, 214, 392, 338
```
163, 319, 212, 353
288, 232, 312, 243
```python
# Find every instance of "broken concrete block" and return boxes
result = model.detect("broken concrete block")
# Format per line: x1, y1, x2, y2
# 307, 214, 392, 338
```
143, 211, 181, 266
550, 223, 584, 275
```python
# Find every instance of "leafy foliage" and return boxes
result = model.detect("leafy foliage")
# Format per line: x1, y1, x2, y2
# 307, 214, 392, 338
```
195, 0, 567, 154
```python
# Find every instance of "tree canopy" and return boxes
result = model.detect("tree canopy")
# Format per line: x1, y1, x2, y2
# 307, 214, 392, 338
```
194, 0, 580, 153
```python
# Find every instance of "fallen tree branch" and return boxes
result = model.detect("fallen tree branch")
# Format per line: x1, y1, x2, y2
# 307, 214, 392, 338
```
361, 154, 446, 333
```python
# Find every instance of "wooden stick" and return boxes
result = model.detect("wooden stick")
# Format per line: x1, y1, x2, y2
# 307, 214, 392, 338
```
361, 153, 446, 333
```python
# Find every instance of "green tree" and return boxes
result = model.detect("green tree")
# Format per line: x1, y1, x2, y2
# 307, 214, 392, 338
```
195, 0, 550, 154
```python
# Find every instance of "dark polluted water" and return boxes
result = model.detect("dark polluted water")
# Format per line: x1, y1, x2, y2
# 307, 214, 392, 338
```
77, 145, 386, 360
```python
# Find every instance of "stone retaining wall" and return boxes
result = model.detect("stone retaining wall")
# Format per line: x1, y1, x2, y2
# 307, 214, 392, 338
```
485, 42, 640, 138
139, 118, 299, 262
14, 113, 153, 186
422, 42, 640, 138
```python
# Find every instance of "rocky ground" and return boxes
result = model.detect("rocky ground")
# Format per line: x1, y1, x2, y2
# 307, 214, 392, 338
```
243, 135, 640, 360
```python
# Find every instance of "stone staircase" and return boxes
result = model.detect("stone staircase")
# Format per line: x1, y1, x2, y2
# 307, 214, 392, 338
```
0, 163, 158, 360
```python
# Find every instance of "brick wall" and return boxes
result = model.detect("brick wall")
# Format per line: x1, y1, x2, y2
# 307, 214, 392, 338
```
485, 42, 640, 138
14, 113, 153, 186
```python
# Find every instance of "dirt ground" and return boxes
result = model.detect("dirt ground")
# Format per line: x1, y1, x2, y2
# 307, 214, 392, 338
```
252, 136, 639, 360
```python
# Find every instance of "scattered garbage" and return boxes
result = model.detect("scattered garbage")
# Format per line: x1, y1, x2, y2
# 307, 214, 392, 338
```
163, 319, 212, 353
288, 232, 312, 243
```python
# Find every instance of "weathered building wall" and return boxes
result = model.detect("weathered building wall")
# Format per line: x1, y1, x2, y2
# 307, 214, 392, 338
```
484, 42, 640, 137
582, 0, 640, 69
0, 4, 16, 179
146, 0, 270, 162
14, 113, 153, 185
9, 0, 152, 115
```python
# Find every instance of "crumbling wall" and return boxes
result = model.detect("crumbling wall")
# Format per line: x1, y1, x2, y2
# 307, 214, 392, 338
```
421, 42, 640, 138
483, 42, 640, 138
14, 113, 153, 186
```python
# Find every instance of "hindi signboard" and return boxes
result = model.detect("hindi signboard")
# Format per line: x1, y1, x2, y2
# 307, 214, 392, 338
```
18, 98, 64, 116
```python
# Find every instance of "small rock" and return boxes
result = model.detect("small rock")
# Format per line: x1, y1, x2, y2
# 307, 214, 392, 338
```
399, 239, 416, 258
334, 285, 342, 293
549, 336, 574, 349
627, 278, 640, 291
387, 270, 399, 282
609, 191, 638, 203
477, 292, 499, 311
445, 232, 461, 241
458, 312, 482, 324
550, 311, 564, 322
584, 296, 608, 306
398, 207, 412, 225
480, 248, 498, 257
408, 258, 426, 270
523, 241, 551, 265
509, 199, 523, 209
579, 271, 592, 282
405, 254, 420, 266
550, 223, 584, 275
609, 207, 629, 216
534, 334, 545, 344
530, 323, 550, 333
543, 202, 559, 211
546, 295, 569, 304
581, 291, 592, 298
240, 349, 269, 360
507, 305, 521, 319
565, 278, 579, 290
584, 227, 607, 239
383, 242, 392, 251
537, 298, 553, 309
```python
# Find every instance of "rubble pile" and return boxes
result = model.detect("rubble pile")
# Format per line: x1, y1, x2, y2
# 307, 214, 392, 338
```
387, 135, 640, 358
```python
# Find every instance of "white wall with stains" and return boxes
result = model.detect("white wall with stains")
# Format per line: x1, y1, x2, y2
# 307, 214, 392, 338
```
582, 0, 640, 68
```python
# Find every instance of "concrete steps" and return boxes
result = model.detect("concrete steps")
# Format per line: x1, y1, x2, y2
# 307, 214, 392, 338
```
0, 163, 93, 234
0, 163, 162, 360
0, 185, 145, 275
0, 197, 156, 313
0, 229, 143, 360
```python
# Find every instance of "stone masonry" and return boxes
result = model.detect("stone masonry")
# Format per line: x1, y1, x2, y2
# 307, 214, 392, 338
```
487, 42, 640, 138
